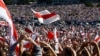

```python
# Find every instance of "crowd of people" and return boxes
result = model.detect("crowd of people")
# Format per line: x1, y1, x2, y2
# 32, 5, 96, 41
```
0, 4, 100, 56
8, 4, 100, 21
0, 23, 100, 56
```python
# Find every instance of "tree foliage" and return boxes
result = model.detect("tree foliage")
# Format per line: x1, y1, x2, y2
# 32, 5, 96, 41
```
18, 0, 36, 4
4, 0, 35, 5
84, 2, 93, 7
4, 0, 12, 5
36, 0, 52, 4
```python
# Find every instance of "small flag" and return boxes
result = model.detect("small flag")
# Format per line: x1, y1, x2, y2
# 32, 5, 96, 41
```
25, 25, 33, 33
47, 31, 59, 40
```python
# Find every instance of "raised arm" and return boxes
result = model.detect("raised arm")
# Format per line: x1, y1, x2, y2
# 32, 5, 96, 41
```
40, 41, 57, 56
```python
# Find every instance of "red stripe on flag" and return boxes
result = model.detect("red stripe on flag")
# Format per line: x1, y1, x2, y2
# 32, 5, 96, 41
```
13, 25, 18, 40
13, 28, 18, 40
15, 46, 19, 56
24, 43, 31, 48
42, 12, 56, 19
25, 28, 33, 33
0, 0, 5, 9
35, 12, 42, 18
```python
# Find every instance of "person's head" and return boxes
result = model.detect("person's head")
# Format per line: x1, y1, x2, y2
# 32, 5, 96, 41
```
0, 49, 6, 56
43, 46, 49, 52
35, 36, 40, 44
22, 50, 31, 56
0, 50, 3, 56
64, 48, 72, 56
43, 46, 53, 56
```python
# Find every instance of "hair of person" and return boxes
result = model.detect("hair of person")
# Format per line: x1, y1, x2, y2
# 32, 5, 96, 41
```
22, 50, 31, 56
63, 46, 77, 56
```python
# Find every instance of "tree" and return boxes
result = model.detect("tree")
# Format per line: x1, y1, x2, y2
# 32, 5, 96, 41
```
46, 0, 52, 4
4, 0, 12, 5
17, 0, 36, 4
4, 0, 36, 5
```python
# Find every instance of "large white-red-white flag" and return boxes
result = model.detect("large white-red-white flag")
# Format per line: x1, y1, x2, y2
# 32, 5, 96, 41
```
31, 8, 60, 24
0, 0, 18, 55
0, 0, 18, 43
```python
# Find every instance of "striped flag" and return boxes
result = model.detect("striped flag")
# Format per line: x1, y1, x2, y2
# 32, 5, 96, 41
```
0, 0, 18, 43
47, 31, 58, 40
25, 24, 33, 33
0, 0, 18, 56
31, 8, 60, 24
